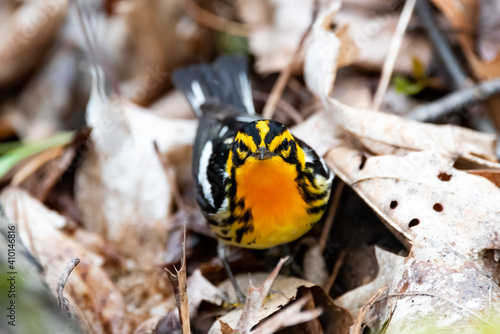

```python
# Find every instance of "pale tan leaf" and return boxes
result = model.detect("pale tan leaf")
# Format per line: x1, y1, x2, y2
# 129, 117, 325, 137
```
76, 70, 197, 265
1, 187, 130, 334
211, 270, 353, 333
334, 8, 432, 74
238, 0, 315, 73
0, 0, 69, 86
251, 296, 323, 334
328, 145, 500, 332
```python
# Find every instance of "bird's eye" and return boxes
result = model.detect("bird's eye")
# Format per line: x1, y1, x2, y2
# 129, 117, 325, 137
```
237, 141, 248, 153
282, 138, 289, 150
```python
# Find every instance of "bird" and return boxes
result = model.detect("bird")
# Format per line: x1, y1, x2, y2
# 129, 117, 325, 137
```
172, 55, 333, 303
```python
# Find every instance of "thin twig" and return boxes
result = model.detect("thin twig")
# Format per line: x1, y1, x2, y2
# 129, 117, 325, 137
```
319, 182, 344, 253
372, 0, 417, 110
350, 286, 388, 334
407, 78, 500, 122
165, 223, 191, 334
262, 10, 316, 120
182, 0, 249, 37
57, 257, 80, 319
252, 90, 304, 123
237, 257, 289, 332
252, 296, 323, 334
415, 0, 469, 90
323, 250, 345, 293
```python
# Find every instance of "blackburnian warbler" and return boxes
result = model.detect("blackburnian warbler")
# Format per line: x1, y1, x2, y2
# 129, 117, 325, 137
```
172, 55, 333, 302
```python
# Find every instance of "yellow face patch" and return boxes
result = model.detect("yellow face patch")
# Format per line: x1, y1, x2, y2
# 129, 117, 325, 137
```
228, 120, 307, 176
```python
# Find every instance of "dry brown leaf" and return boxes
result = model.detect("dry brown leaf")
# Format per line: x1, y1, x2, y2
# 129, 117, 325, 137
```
338, 246, 500, 333
0, 203, 82, 333
150, 90, 196, 120
1, 187, 130, 333
0, 0, 69, 86
330, 71, 373, 109
334, 6, 432, 74
336, 247, 405, 326
211, 273, 312, 333
328, 146, 500, 331
236, 257, 288, 333
327, 146, 500, 255
109, 0, 213, 105
187, 268, 225, 314
301, 5, 494, 164
251, 296, 323, 334
349, 286, 388, 334
430, 0, 500, 132
303, 244, 329, 287
302, 21, 496, 161
117, 269, 176, 333
301, 13, 500, 329
75, 68, 197, 265
478, 0, 500, 62
294, 100, 497, 165
152, 269, 224, 334
238, 0, 315, 73
210, 269, 352, 333
303, 0, 342, 100
430, 0, 500, 80
466, 169, 500, 188
19, 43, 89, 140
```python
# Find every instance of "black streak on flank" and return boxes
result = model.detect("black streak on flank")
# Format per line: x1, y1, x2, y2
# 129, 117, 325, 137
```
246, 238, 257, 246
296, 176, 326, 203
235, 200, 245, 210
241, 210, 252, 224
207, 218, 219, 226
235, 223, 254, 244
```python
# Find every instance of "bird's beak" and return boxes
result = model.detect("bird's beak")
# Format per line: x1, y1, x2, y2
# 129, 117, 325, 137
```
253, 146, 275, 160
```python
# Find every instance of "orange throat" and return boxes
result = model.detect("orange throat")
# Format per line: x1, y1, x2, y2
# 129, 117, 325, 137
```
233, 156, 312, 248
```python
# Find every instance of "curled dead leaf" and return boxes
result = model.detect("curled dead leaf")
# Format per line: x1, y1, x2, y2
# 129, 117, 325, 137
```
76, 70, 197, 265
1, 187, 130, 333
0, 0, 69, 86
210, 269, 352, 333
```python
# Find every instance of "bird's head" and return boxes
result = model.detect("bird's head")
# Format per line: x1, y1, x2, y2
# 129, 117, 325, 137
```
230, 120, 305, 167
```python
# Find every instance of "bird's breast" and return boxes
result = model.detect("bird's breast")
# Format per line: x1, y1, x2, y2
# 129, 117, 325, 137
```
231, 157, 314, 248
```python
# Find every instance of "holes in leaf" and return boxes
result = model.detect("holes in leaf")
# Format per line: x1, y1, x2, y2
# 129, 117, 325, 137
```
433, 203, 443, 212
359, 155, 367, 170
438, 172, 452, 181
390, 200, 398, 209
408, 218, 420, 228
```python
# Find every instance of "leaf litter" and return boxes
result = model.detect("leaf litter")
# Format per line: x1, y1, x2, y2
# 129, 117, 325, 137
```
1, 0, 500, 333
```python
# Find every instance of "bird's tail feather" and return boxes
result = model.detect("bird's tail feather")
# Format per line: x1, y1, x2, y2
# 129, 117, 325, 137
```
171, 55, 255, 117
